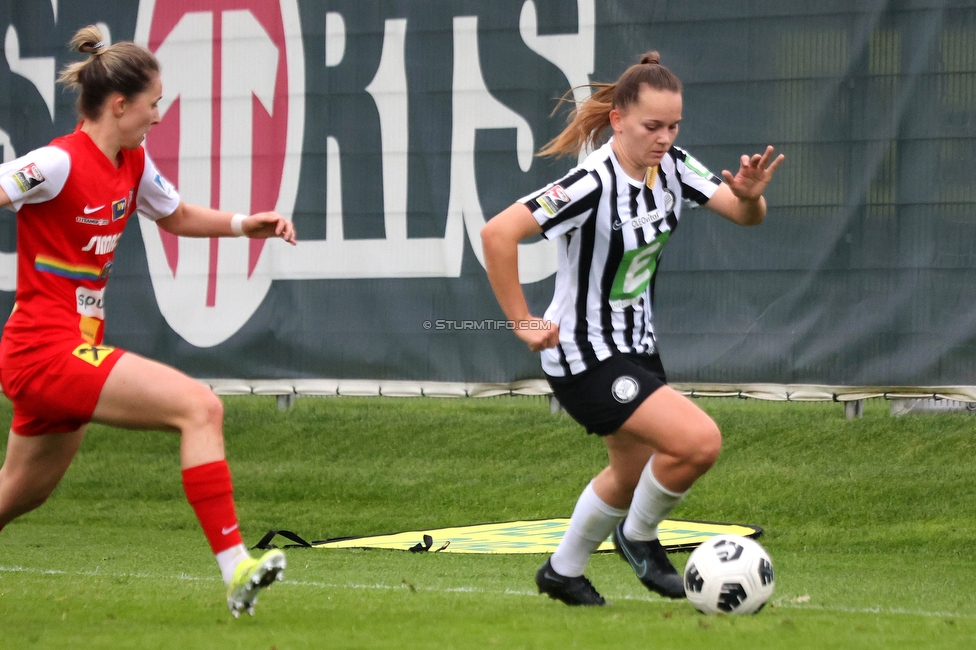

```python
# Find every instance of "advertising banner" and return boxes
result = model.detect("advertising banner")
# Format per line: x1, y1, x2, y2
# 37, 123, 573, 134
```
2, 1, 975, 385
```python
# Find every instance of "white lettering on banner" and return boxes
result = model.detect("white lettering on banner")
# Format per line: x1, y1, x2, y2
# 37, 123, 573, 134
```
326, 136, 343, 241
325, 12, 345, 68
520, 0, 594, 96
1, 8, 60, 292
134, 0, 304, 348
274, 9, 594, 283
451, 15, 552, 283
123, 1, 595, 346
520, 0, 595, 162
4, 24, 56, 121
0, 129, 15, 163
0, 128, 16, 291
365, 18, 409, 243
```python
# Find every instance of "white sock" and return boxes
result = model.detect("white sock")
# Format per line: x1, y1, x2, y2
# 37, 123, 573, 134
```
550, 481, 628, 577
216, 544, 251, 585
622, 457, 686, 542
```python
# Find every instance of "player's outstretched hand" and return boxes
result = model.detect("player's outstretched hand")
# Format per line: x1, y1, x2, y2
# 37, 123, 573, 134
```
721, 146, 785, 202
514, 317, 560, 352
242, 212, 297, 245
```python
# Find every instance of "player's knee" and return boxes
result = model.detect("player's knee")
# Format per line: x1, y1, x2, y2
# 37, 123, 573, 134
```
181, 384, 224, 433
691, 421, 722, 470
677, 420, 722, 472
198, 390, 225, 431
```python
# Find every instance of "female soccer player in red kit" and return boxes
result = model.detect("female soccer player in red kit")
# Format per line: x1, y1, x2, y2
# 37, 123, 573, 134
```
0, 26, 296, 617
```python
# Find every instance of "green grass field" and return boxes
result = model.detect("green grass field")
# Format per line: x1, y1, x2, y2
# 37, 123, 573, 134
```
1, 396, 974, 649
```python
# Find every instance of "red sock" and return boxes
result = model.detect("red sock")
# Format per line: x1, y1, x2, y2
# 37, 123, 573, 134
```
181, 460, 244, 554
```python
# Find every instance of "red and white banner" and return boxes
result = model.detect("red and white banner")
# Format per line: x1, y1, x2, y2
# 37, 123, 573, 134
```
135, 0, 304, 347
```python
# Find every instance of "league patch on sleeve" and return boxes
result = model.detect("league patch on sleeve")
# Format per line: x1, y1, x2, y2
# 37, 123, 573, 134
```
153, 172, 172, 192
12, 163, 45, 193
683, 155, 712, 179
537, 185, 571, 216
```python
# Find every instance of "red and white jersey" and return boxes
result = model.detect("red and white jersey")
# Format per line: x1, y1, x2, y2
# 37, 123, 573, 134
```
0, 129, 179, 359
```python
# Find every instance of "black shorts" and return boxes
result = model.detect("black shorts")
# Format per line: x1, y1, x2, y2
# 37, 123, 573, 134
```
547, 353, 667, 435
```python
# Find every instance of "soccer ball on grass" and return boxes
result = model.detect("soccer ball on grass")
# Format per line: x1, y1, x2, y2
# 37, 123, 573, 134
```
683, 534, 774, 615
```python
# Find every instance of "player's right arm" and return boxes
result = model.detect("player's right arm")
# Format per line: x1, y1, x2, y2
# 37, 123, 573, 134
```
0, 147, 71, 211
136, 152, 297, 245
481, 203, 559, 352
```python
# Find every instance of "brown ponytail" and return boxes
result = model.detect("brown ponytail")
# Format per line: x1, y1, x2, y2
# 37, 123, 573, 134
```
538, 50, 682, 158
58, 25, 160, 120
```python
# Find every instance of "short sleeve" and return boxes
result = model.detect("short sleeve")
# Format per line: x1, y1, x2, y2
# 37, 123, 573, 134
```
672, 146, 721, 207
136, 151, 181, 221
518, 167, 601, 240
0, 147, 71, 210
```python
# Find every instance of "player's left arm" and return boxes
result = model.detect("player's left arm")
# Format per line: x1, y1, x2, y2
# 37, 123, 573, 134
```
0, 185, 10, 210
156, 202, 297, 244
705, 146, 785, 226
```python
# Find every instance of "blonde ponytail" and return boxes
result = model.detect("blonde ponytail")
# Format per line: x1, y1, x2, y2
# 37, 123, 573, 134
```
538, 51, 682, 159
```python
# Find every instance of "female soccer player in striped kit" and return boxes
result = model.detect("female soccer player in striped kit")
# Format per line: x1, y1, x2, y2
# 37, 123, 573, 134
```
482, 51, 784, 606
0, 26, 296, 617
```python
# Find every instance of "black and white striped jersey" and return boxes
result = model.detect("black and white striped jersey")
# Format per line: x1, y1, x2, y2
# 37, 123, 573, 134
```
519, 140, 721, 377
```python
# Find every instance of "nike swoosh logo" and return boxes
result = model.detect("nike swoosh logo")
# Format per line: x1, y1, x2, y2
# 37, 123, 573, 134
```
620, 544, 649, 578
634, 558, 648, 578
84, 205, 104, 214
221, 524, 239, 535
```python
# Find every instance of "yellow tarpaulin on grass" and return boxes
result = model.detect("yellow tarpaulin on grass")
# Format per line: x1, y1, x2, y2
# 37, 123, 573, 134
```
313, 518, 761, 554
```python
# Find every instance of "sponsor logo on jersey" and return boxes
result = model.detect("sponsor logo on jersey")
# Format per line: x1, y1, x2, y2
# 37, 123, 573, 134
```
538, 185, 570, 216
614, 210, 665, 231
609, 295, 643, 310
84, 204, 104, 214
82, 234, 122, 255
72, 343, 116, 367
76, 286, 106, 320
608, 230, 671, 310
645, 165, 659, 189
79, 316, 102, 344
76, 216, 111, 226
662, 189, 675, 215
35, 254, 109, 281
630, 210, 665, 229
12, 162, 45, 193
112, 198, 128, 221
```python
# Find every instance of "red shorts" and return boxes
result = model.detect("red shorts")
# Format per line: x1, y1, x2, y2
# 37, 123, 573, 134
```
0, 341, 125, 436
